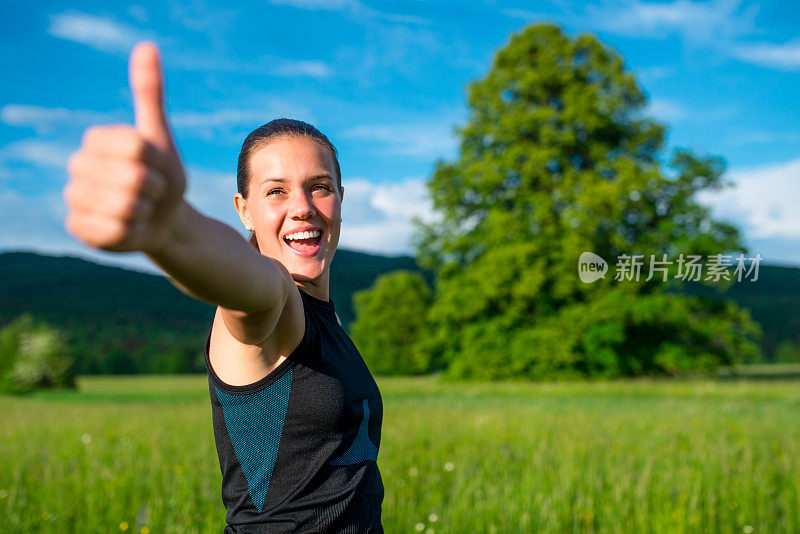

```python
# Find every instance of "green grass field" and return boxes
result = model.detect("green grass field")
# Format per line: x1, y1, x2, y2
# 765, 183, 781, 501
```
1, 375, 798, 533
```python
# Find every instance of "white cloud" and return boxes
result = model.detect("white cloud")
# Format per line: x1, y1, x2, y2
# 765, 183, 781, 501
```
368, 11, 431, 25
635, 65, 676, 83
169, 53, 332, 79
645, 98, 687, 123
0, 189, 82, 262
741, 235, 800, 268
342, 122, 458, 159
171, 109, 266, 129
269, 0, 356, 9
338, 177, 441, 255
48, 11, 142, 52
583, 1, 800, 72
169, 103, 315, 140
1, 104, 120, 134
268, 0, 430, 24
1, 140, 75, 169
733, 40, 800, 70
273, 60, 331, 79
589, 0, 757, 43
169, 100, 312, 130
731, 130, 800, 145
698, 158, 800, 241
184, 168, 242, 229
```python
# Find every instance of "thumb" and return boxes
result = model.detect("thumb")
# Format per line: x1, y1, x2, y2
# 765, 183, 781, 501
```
129, 42, 174, 152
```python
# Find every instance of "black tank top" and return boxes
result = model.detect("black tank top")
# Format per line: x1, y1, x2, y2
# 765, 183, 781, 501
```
204, 288, 384, 533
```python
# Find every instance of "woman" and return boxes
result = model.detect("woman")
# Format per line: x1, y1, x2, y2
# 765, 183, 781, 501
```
64, 42, 384, 533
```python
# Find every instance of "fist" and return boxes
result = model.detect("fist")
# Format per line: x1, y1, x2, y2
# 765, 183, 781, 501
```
64, 42, 186, 253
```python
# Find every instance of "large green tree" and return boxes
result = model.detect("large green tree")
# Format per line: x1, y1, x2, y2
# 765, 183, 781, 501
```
411, 24, 760, 379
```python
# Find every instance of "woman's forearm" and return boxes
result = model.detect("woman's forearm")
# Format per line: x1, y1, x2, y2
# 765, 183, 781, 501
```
65, 43, 288, 318
146, 201, 288, 314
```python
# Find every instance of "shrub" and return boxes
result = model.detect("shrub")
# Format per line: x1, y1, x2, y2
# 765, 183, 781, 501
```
0, 315, 76, 394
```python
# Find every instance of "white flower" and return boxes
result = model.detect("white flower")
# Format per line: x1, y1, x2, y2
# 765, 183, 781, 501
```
81, 434, 91, 444
415, 522, 425, 532
444, 462, 454, 471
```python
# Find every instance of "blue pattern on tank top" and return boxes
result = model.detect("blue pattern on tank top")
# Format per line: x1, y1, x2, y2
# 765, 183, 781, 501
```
214, 369, 293, 511
331, 398, 379, 465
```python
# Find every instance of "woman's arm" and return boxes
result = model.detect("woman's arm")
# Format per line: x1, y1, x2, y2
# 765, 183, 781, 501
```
146, 201, 288, 314
64, 42, 288, 345
146, 201, 292, 345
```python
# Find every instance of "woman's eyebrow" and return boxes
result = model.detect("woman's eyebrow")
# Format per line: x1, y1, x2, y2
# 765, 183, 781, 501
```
260, 174, 334, 185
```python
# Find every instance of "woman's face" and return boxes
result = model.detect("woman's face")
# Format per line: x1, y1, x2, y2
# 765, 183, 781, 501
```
237, 136, 343, 284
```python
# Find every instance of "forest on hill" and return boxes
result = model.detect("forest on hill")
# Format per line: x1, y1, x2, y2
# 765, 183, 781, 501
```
0, 250, 427, 375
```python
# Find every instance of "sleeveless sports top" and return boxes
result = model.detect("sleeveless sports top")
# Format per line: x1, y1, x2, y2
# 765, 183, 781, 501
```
204, 288, 384, 533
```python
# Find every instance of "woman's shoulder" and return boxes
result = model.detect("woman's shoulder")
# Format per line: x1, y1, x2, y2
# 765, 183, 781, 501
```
207, 283, 306, 388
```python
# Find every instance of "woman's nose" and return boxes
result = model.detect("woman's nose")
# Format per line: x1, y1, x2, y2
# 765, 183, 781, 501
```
289, 191, 316, 219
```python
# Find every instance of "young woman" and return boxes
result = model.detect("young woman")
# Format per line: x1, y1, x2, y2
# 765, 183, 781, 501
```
64, 42, 384, 533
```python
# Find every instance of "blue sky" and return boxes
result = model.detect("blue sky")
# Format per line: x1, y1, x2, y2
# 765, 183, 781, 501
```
1, 0, 799, 272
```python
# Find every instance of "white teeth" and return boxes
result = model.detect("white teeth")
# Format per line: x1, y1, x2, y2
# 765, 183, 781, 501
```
285, 229, 321, 241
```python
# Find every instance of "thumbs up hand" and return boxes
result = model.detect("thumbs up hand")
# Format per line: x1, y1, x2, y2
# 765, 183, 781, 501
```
64, 42, 186, 253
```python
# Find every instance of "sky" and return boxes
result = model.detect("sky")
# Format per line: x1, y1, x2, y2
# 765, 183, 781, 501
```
1, 0, 799, 273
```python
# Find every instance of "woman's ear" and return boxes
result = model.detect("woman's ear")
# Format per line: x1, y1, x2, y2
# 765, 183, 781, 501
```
234, 193, 253, 231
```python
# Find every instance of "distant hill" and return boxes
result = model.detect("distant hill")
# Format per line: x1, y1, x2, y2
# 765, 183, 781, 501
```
679, 264, 800, 359
1, 251, 798, 374
0, 250, 429, 374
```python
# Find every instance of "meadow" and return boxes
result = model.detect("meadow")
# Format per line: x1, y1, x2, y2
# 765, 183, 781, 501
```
1, 375, 798, 533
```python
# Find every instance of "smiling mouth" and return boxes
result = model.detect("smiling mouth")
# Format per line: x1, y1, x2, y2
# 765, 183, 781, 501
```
283, 233, 323, 256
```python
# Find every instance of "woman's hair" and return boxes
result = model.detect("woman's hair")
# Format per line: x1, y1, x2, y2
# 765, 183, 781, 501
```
237, 118, 342, 249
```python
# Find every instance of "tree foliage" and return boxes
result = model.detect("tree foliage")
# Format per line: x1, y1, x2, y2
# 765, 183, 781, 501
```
775, 341, 800, 363
350, 271, 433, 375
0, 315, 76, 394
408, 24, 760, 379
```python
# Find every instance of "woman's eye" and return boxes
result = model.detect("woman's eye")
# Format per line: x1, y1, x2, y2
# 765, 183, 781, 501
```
267, 185, 329, 196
